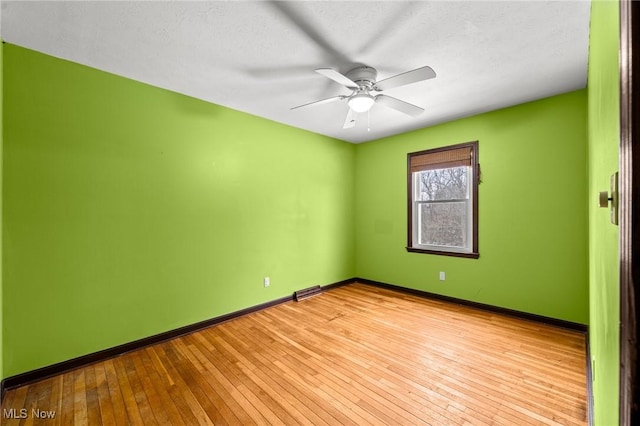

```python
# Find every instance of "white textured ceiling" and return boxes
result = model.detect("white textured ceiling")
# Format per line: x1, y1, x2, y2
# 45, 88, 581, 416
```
1, 1, 591, 143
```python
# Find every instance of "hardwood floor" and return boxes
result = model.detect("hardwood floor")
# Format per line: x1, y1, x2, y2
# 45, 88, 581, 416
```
1, 283, 587, 425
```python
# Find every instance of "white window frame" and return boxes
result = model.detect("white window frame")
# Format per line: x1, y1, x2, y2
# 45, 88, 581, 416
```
412, 167, 473, 254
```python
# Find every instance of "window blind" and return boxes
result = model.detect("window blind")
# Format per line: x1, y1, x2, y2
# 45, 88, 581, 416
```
409, 146, 473, 173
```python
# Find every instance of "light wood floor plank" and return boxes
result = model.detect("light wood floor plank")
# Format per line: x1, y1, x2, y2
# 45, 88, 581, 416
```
146, 345, 215, 426
1, 283, 587, 425
93, 363, 118, 426
83, 365, 103, 425
164, 340, 233, 425
111, 356, 145, 425
223, 321, 338, 425
102, 359, 130, 424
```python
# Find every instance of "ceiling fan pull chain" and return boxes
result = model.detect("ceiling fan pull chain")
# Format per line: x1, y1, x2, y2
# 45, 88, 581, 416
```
367, 110, 371, 132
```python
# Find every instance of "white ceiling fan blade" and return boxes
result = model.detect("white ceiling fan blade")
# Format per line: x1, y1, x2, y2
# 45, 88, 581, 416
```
374, 66, 436, 91
343, 108, 356, 129
291, 96, 344, 110
376, 95, 424, 116
269, 2, 351, 65
315, 68, 359, 89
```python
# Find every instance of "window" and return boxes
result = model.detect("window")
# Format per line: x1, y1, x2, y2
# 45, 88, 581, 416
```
407, 141, 479, 258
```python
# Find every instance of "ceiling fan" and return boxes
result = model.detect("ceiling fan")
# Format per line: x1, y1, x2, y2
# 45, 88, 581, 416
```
291, 65, 436, 129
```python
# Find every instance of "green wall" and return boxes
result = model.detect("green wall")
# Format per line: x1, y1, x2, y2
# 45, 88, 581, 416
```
355, 90, 588, 324
588, 1, 620, 424
2, 44, 355, 377
0, 39, 4, 381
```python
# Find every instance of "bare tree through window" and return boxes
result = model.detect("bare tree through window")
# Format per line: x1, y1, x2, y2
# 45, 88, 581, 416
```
418, 167, 469, 247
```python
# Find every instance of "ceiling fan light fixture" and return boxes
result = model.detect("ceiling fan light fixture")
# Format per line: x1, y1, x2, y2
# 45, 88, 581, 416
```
348, 93, 375, 113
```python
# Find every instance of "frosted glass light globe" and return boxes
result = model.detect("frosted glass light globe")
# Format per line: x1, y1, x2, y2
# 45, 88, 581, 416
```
348, 93, 375, 113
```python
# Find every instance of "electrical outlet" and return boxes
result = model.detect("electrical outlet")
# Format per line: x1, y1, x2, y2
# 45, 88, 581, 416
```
264, 277, 270, 287
439, 271, 446, 281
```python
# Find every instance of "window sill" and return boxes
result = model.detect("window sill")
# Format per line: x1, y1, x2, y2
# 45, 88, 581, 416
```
405, 247, 479, 259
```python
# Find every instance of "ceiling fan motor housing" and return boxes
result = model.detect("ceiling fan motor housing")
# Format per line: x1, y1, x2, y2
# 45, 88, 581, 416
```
345, 66, 377, 90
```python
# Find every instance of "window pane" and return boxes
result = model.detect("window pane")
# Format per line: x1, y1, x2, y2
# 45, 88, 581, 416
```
418, 166, 468, 201
419, 201, 468, 248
